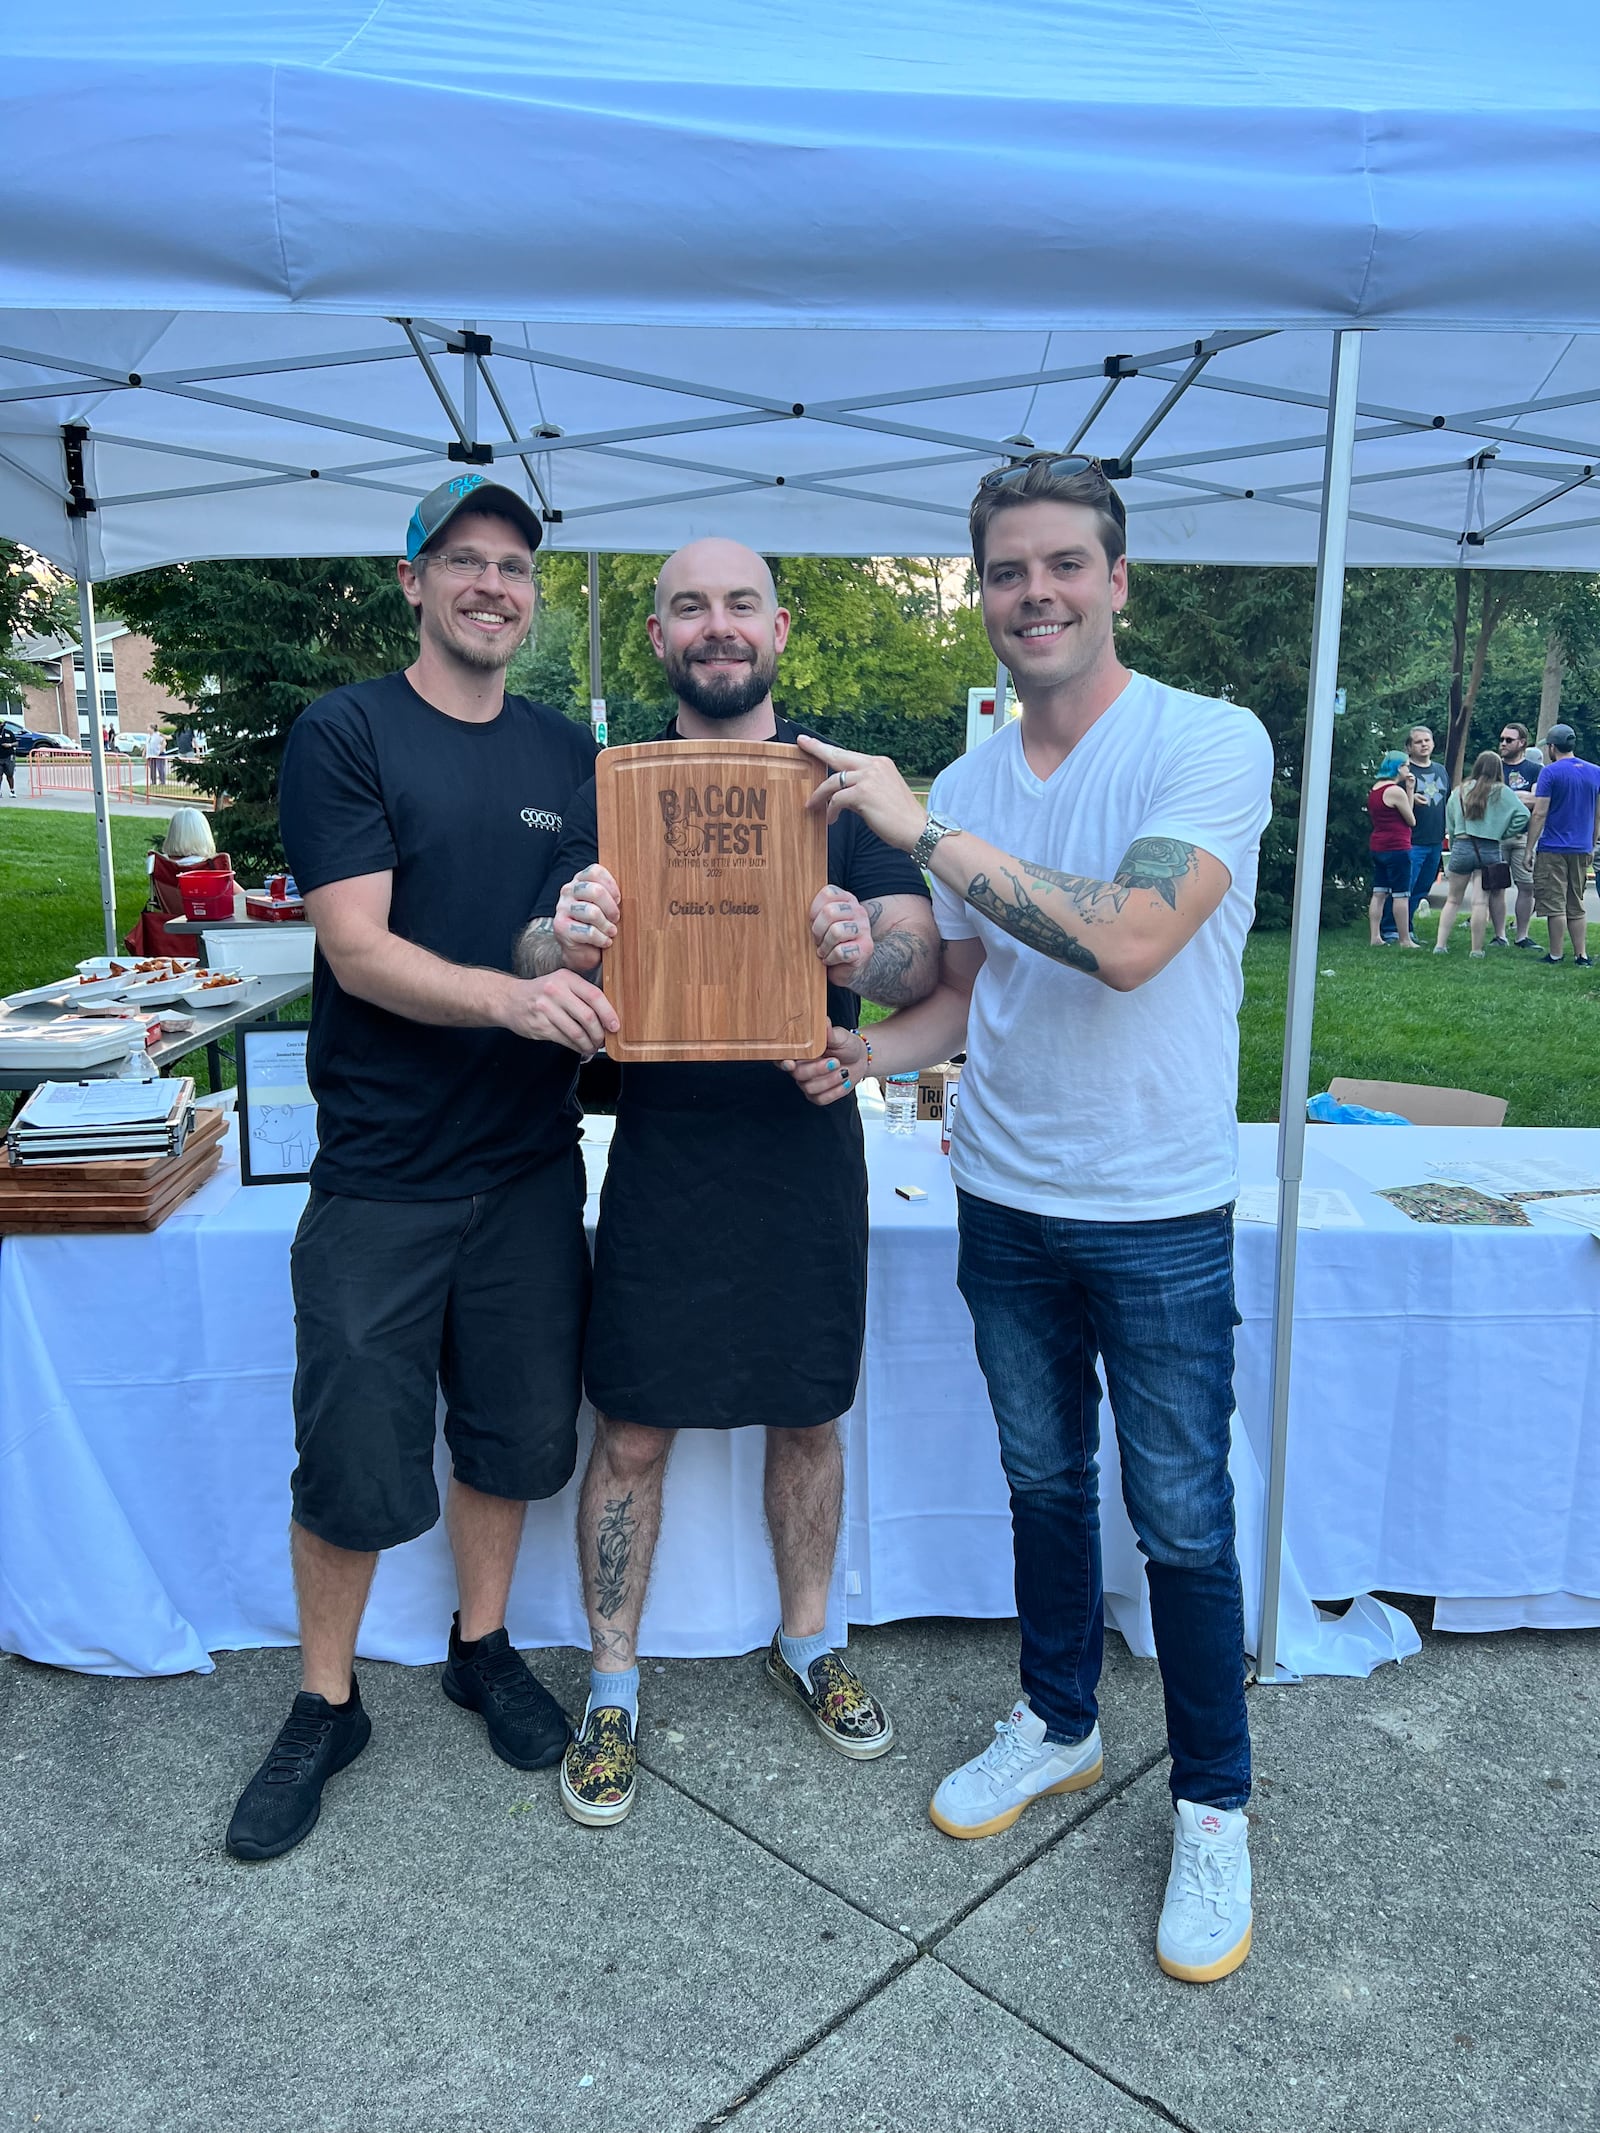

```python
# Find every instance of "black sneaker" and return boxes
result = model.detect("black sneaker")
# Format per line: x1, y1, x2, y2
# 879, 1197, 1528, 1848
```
441, 1618, 570, 1770
1576, 956, 1594, 967
226, 1678, 372, 1861
1514, 937, 1539, 949
1541, 954, 1566, 964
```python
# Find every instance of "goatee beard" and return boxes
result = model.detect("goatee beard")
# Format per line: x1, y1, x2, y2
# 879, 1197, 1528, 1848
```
666, 645, 778, 722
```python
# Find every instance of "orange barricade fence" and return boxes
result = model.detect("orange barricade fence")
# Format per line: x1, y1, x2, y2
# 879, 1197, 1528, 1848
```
24, 750, 211, 805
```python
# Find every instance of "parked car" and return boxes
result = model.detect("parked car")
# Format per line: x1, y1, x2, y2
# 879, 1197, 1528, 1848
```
7, 725, 82, 756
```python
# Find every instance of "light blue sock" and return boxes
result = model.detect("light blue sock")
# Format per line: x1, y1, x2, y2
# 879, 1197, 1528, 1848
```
779, 1628, 832, 1680
588, 1665, 638, 1727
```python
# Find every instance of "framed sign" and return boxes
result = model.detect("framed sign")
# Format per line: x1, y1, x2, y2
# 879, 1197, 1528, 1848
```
234, 1019, 317, 1185
596, 739, 828, 1062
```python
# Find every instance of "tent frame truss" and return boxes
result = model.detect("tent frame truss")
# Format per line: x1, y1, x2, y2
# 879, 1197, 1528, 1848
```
5, 321, 1600, 560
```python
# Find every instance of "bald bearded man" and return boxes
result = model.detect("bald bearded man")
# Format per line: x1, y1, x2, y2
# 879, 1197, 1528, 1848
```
518, 540, 939, 1825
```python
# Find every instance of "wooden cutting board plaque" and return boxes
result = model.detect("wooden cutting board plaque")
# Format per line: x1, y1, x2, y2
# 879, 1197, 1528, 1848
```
596, 740, 829, 1062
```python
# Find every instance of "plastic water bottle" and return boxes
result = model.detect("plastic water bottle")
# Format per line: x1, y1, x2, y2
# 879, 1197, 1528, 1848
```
885, 1072, 919, 1135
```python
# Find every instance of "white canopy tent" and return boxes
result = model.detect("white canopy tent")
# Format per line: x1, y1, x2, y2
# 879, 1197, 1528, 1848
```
4, 0, 1598, 1674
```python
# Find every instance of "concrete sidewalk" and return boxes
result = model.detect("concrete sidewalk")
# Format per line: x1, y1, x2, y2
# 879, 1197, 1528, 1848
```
1, 1608, 1595, 2132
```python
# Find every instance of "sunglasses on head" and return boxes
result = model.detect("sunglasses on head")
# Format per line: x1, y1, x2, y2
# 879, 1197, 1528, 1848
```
981, 452, 1103, 492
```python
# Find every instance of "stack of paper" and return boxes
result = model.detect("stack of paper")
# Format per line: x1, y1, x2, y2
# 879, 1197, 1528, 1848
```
7, 1077, 195, 1165
1233, 1185, 1364, 1229
0, 1018, 143, 1074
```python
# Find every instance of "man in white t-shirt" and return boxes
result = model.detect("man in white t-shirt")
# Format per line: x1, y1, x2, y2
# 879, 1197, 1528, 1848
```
786, 454, 1272, 1984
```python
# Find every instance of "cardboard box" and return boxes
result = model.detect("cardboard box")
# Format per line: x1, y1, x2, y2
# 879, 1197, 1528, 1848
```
917, 1063, 962, 1122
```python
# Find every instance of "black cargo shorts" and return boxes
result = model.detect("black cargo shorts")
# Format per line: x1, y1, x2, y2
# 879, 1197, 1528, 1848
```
289, 1145, 590, 1552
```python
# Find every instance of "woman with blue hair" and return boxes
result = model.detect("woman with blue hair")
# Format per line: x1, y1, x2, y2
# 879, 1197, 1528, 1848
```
1367, 751, 1422, 948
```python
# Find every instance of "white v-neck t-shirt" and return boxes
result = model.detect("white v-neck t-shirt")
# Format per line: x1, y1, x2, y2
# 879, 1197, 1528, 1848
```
926, 671, 1274, 1223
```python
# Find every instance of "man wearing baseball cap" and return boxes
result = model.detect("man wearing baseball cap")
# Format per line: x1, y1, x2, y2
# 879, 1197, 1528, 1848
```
1526, 723, 1600, 965
227, 475, 616, 1861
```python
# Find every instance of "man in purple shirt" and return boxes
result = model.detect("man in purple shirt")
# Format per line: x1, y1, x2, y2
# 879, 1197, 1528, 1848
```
1527, 725, 1600, 965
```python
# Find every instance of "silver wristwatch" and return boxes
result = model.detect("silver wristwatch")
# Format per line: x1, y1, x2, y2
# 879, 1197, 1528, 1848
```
910, 812, 962, 870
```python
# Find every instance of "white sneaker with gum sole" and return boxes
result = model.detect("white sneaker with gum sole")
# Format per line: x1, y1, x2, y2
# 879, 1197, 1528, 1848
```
1156, 1798, 1253, 1981
929, 1698, 1103, 1839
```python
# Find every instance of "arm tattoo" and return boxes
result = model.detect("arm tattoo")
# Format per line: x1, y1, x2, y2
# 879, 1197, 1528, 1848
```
848, 897, 938, 1006
513, 917, 565, 978
594, 1493, 638, 1620
1112, 837, 1200, 910
964, 839, 1200, 971
967, 871, 1100, 973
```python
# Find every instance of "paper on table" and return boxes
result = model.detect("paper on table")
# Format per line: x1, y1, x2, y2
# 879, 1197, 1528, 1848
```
1233, 1185, 1364, 1229
1427, 1154, 1600, 1198
15, 1079, 183, 1129
1524, 1192, 1600, 1238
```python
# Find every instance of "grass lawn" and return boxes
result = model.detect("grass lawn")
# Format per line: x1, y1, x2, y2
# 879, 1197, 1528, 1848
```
5, 812, 1596, 1127
1240, 910, 1600, 1126
0, 809, 161, 998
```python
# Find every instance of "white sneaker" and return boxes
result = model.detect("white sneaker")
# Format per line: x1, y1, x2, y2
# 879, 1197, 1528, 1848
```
1156, 1799, 1253, 1981
929, 1698, 1103, 1839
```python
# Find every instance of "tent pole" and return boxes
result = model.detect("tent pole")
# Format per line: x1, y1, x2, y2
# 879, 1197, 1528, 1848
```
587, 550, 602, 702
1256, 328, 1363, 1685
67, 511, 119, 957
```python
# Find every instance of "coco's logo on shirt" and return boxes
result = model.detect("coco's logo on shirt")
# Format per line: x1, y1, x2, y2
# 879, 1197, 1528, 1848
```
657, 783, 769, 858
520, 807, 562, 833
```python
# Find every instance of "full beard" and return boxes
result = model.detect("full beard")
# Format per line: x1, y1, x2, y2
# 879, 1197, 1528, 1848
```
665, 644, 778, 722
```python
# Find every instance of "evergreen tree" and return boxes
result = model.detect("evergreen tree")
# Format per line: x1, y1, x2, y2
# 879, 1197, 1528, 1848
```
112, 559, 417, 878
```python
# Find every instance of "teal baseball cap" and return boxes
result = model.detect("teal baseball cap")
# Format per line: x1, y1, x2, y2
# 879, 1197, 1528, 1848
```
404, 473, 543, 562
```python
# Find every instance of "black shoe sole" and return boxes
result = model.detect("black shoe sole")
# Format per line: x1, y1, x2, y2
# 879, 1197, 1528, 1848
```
225, 1714, 372, 1862
441, 1673, 569, 1771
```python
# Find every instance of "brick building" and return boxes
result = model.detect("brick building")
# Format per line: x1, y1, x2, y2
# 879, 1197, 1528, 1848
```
7, 621, 189, 743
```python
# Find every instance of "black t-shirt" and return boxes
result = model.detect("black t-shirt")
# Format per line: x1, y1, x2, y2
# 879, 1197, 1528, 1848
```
1407, 760, 1451, 847
1501, 754, 1543, 804
533, 714, 929, 1104
278, 673, 598, 1198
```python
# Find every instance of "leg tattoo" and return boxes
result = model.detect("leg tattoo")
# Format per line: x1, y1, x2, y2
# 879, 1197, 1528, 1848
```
595, 1493, 637, 1620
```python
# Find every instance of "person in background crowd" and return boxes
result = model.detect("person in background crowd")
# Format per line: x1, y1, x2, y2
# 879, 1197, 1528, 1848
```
787, 454, 1273, 1984
1380, 723, 1450, 942
1366, 752, 1420, 948
1435, 752, 1528, 957
521, 538, 938, 1830
225, 474, 615, 1864
1496, 722, 1543, 947
0, 722, 16, 796
1526, 723, 1600, 967
159, 806, 215, 865
145, 726, 167, 786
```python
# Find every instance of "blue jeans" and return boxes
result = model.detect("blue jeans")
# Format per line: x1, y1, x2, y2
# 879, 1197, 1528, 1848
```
955, 1190, 1251, 1810
1380, 842, 1442, 936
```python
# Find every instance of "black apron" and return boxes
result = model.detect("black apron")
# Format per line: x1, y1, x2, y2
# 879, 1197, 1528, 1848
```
583, 1060, 867, 1430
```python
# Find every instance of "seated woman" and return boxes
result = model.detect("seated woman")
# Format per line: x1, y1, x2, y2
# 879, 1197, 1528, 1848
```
159, 807, 217, 866
123, 807, 224, 955
1435, 752, 1529, 956
1367, 752, 1421, 948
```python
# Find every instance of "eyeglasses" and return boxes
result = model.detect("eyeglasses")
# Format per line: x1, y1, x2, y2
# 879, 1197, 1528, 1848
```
1498, 735, 1522, 745
981, 453, 1102, 492
428, 550, 533, 585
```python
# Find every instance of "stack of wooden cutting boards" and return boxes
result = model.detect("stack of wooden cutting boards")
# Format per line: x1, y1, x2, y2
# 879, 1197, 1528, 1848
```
0, 1106, 226, 1234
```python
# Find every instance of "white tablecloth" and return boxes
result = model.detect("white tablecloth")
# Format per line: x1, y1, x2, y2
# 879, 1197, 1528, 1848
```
6, 1116, 1596, 1680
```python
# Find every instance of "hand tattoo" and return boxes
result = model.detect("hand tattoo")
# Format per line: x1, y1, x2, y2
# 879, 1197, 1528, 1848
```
595, 1492, 637, 1620
513, 916, 565, 978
